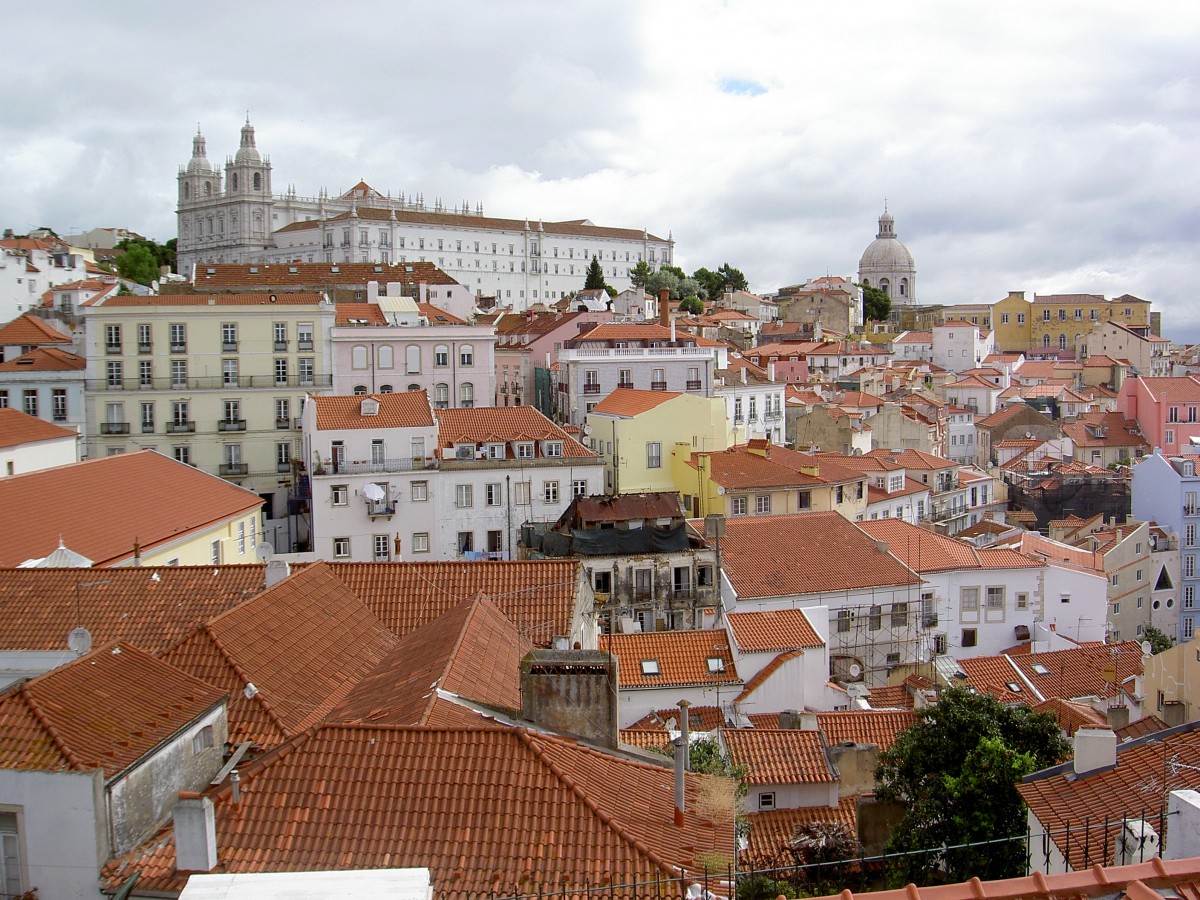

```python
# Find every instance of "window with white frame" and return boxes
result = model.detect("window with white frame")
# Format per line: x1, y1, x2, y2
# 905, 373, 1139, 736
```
986, 586, 1005, 609
333, 537, 350, 558
515, 481, 531, 505
411, 481, 428, 501
544, 481, 559, 503
755, 495, 771, 514
412, 532, 430, 553
434, 345, 449, 367
299, 357, 314, 385
545, 440, 563, 458
573, 479, 589, 497
456, 484, 473, 508
516, 442, 534, 459
961, 587, 980, 611
731, 496, 748, 515
460, 382, 474, 407
331, 485, 348, 506
460, 345, 474, 366
373, 535, 391, 562
486, 483, 502, 506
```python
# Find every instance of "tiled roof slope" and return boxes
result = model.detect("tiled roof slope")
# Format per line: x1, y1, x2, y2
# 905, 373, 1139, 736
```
722, 728, 837, 784
742, 796, 858, 869
160, 563, 395, 746
1009, 641, 1143, 703
331, 593, 528, 726
0, 642, 223, 775
815, 710, 918, 750
1032, 697, 1108, 735
435, 406, 597, 457
321, 560, 584, 646
0, 346, 86, 372
0, 408, 77, 449
0, 313, 71, 345
0, 565, 264, 652
860, 519, 1042, 573
92, 292, 327, 307
726, 609, 824, 652
716, 512, 920, 599
0, 450, 263, 568
807, 857, 1200, 900
333, 302, 387, 325
626, 706, 726, 733
590, 388, 682, 416
190, 261, 459, 288
600, 629, 739, 688
104, 724, 733, 897
312, 390, 435, 429
1019, 723, 1200, 870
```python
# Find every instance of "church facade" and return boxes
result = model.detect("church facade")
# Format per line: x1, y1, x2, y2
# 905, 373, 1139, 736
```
176, 120, 674, 310
857, 208, 917, 306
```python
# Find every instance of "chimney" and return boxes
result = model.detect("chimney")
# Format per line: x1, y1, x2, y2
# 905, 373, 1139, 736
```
778, 710, 818, 730
673, 735, 686, 827
679, 700, 690, 771
264, 559, 291, 589
658, 289, 670, 327
767, 361, 776, 383
1072, 727, 1117, 776
521, 649, 618, 747
740, 367, 747, 385
367, 280, 380, 303
173, 793, 218, 872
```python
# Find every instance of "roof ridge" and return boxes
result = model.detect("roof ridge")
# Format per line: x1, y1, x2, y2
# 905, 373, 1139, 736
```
19, 683, 85, 770
202, 623, 291, 735
515, 729, 683, 877
418, 592, 491, 725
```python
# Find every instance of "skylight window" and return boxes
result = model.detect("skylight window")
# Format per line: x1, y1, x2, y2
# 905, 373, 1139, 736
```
707, 657, 726, 674
1005, 682, 1023, 693
1032, 664, 1051, 676
640, 659, 660, 676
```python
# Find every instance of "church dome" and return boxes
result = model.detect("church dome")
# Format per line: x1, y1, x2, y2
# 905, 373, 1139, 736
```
186, 130, 214, 174
234, 118, 262, 164
857, 207, 917, 304
859, 234, 915, 270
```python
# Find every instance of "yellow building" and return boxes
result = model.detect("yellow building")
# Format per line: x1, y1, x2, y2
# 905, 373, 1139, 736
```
968, 291, 1153, 356
1142, 637, 1200, 727
991, 291, 1033, 352
674, 442, 868, 521
585, 389, 731, 495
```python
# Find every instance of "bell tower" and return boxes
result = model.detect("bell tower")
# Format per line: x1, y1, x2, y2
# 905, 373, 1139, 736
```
223, 115, 274, 260
176, 126, 224, 275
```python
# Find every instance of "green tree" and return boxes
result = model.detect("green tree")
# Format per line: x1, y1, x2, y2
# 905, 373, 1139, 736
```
678, 295, 705, 316
115, 242, 160, 286
1144, 625, 1174, 654
694, 263, 749, 300
584, 254, 607, 291
629, 259, 653, 289
874, 687, 1069, 885
860, 283, 891, 321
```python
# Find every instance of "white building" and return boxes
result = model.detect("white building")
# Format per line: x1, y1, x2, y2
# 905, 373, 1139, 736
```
302, 393, 604, 562
858, 209, 917, 306
0, 235, 93, 321
176, 120, 674, 309
933, 320, 996, 373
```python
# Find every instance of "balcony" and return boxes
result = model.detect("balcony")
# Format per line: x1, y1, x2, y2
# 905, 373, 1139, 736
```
583, 383, 602, 394
167, 421, 195, 434
277, 461, 292, 474
276, 418, 292, 430
274, 340, 288, 351
617, 381, 634, 389
220, 463, 248, 477
138, 342, 152, 354
686, 380, 702, 391
650, 381, 668, 391
317, 456, 437, 476
922, 614, 939, 629
222, 341, 238, 352
365, 500, 396, 519
298, 339, 313, 351
100, 422, 130, 435
86, 374, 334, 392
1186, 506, 1198, 517
105, 344, 122, 355
141, 422, 155, 434
217, 419, 246, 432
170, 343, 187, 353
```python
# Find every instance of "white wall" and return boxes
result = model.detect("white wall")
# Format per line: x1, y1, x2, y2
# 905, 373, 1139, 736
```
0, 436, 78, 477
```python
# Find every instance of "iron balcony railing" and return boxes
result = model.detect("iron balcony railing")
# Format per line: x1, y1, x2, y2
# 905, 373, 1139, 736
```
89, 374, 333, 391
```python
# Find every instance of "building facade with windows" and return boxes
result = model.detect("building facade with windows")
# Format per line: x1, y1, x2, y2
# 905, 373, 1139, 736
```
80, 292, 335, 517
1132, 449, 1200, 643
303, 394, 604, 562
177, 121, 673, 308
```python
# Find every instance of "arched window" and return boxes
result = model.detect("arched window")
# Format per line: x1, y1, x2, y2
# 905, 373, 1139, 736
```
879, 278, 890, 296
253, 172, 261, 190
862, 278, 870, 287
231, 172, 238, 191
407, 383, 421, 392
1058, 334, 1067, 350
351, 345, 369, 370
353, 385, 368, 395
460, 382, 474, 407
1043, 334, 1051, 348
899, 278, 908, 297
459, 344, 474, 366
204, 181, 211, 196
406, 345, 421, 374
183, 183, 190, 200
434, 345, 449, 367
378, 346, 394, 369
434, 383, 449, 408
379, 384, 393, 394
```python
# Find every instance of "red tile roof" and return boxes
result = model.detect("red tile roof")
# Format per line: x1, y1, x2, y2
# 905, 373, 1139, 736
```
0, 450, 263, 568
1008, 641, 1144, 704
1139, 376, 1200, 403
741, 797, 858, 869
93, 291, 328, 307
600, 629, 739, 688
0, 642, 223, 775
0, 313, 71, 345
312, 391, 435, 429
590, 388, 682, 416
333, 302, 388, 325
726, 609, 824, 652
418, 302, 467, 324
717, 512, 920, 599
104, 724, 734, 897
0, 565, 266, 652
865, 684, 915, 709
160, 562, 395, 746
860, 519, 1041, 573
0, 408, 77, 449
0, 346, 86, 372
321, 560, 585, 646
625, 705, 726, 733
435, 406, 597, 457
189, 261, 460, 288
722, 728, 836, 785
815, 710, 918, 750
1031, 697, 1108, 735
331, 594, 528, 727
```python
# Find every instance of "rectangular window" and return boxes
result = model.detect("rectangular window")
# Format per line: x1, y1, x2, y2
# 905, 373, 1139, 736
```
22, 390, 37, 417
986, 587, 1005, 609
170, 323, 186, 351
273, 321, 287, 349
299, 357, 314, 385
411, 481, 428, 501
456, 484, 473, 508
222, 358, 238, 386
458, 531, 475, 554
837, 610, 852, 633
275, 358, 288, 385
173, 445, 190, 465
962, 628, 978, 648
106, 360, 122, 388
544, 481, 560, 503
516, 442, 534, 459
515, 481, 531, 505
573, 479, 589, 497
139, 359, 152, 387
221, 322, 237, 350
171, 359, 187, 388
412, 532, 430, 553
236, 521, 246, 555
331, 485, 348, 506
137, 323, 152, 352
276, 441, 291, 469
646, 441, 662, 468
755, 495, 771, 514
731, 496, 748, 516
486, 483, 502, 506
333, 537, 350, 558
105, 323, 122, 352
298, 322, 314, 350
1016, 592, 1028, 609
371, 439, 385, 465
891, 602, 908, 627
374, 534, 391, 562
758, 792, 776, 811
961, 587, 980, 611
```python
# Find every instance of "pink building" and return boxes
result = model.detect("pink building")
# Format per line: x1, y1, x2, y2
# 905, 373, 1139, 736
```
1117, 374, 1200, 455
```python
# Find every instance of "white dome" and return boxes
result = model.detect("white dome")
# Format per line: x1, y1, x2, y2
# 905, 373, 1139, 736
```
234, 119, 262, 163
857, 208, 917, 304
859, 236, 915, 270
186, 131, 214, 174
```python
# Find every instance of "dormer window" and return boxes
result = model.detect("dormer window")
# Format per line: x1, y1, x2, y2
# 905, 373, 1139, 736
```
640, 659, 660, 676
516, 442, 534, 459
486, 443, 505, 460
455, 443, 474, 460
545, 441, 563, 458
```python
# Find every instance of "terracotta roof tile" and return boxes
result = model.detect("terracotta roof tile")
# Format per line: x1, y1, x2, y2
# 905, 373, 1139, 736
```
0, 408, 77, 449
417, 302, 467, 324
189, 261, 459, 288
312, 391, 435, 429
954, 655, 1031, 703
816, 710, 918, 750
626, 705, 726, 733
322, 560, 585, 646
600, 629, 738, 688
590, 388, 683, 416
435, 407, 597, 457
160, 562, 395, 746
94, 291, 328, 307
0, 450, 263, 568
104, 724, 733, 897
717, 512, 920, 599
331, 594, 528, 726
0, 642, 223, 775
866, 684, 915, 709
0, 345, 86, 372
723, 728, 836, 785
1031, 697, 1108, 735
741, 797, 858, 869
1115, 714, 1169, 741
726, 609, 824, 652
333, 302, 388, 325
0, 313, 71, 345
1008, 641, 1144, 703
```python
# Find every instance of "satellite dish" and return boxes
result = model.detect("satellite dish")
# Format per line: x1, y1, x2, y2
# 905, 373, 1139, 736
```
256, 543, 273, 562
848, 663, 863, 678
67, 626, 92, 655
1140, 640, 1152, 656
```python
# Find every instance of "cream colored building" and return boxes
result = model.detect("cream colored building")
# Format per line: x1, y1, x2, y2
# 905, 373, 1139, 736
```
81, 292, 335, 517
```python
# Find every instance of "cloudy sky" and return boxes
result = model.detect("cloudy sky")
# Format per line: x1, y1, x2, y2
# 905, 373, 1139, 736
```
4, 2, 1199, 335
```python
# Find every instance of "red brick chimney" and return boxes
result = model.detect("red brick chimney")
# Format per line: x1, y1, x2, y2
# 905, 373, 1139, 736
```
658, 288, 670, 328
